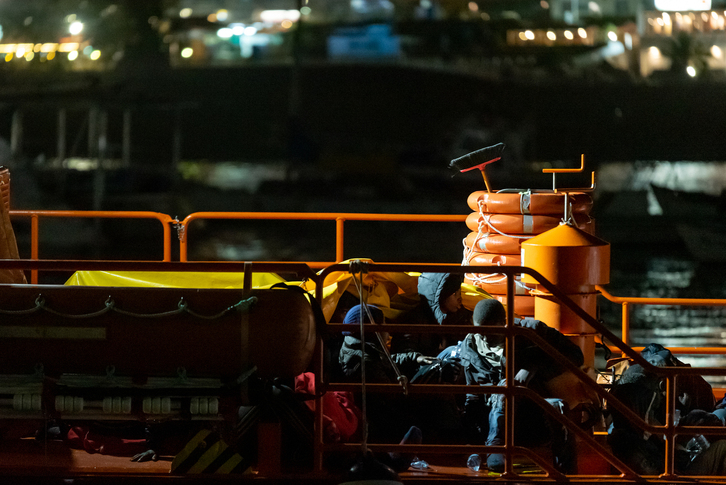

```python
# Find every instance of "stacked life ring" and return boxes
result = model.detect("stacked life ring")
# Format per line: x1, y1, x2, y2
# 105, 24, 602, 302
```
462, 189, 595, 316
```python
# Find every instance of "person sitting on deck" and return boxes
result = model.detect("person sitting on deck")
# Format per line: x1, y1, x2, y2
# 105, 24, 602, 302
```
338, 303, 436, 384
337, 303, 434, 471
390, 272, 472, 357
439, 298, 598, 474
608, 345, 726, 476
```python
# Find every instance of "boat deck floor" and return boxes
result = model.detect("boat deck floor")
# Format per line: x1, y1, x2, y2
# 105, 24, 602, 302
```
3, 439, 726, 484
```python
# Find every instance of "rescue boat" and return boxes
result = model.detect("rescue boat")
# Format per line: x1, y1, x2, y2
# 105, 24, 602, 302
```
0, 148, 724, 485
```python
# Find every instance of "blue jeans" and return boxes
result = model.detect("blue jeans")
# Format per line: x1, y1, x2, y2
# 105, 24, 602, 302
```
487, 386, 578, 474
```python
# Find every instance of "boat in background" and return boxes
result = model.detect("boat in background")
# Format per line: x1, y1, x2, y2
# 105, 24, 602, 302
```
650, 183, 726, 262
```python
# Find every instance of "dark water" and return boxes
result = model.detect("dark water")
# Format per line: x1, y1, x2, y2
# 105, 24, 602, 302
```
597, 214, 726, 383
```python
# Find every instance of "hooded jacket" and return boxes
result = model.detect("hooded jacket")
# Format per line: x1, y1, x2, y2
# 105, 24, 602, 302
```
338, 304, 422, 383
391, 273, 472, 356
457, 317, 585, 388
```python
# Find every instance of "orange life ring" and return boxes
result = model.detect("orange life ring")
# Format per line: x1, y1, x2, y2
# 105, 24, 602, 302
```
465, 232, 524, 254
464, 274, 533, 296
466, 253, 522, 266
466, 212, 560, 234
467, 190, 593, 215
466, 212, 593, 235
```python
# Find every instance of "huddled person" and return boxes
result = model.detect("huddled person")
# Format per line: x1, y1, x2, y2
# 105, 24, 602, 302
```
391, 272, 471, 357
608, 343, 726, 476
437, 298, 600, 474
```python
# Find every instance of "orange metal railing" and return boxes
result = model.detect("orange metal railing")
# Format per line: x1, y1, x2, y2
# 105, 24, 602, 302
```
9, 210, 175, 284
596, 284, 726, 358
5, 208, 726, 481
315, 262, 726, 481
176, 211, 467, 266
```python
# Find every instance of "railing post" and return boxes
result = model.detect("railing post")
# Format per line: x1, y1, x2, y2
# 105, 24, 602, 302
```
662, 374, 677, 479
30, 214, 38, 284
503, 272, 516, 477
163, 217, 172, 262
621, 301, 630, 357
335, 217, 344, 263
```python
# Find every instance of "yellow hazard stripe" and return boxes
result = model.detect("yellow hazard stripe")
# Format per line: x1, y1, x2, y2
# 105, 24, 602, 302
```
170, 429, 211, 471
214, 452, 245, 474
188, 440, 229, 474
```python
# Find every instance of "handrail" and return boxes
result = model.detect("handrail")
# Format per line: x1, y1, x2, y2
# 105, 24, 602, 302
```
0, 253, 725, 479
318, 262, 726, 480
177, 211, 467, 265
5, 209, 726, 481
9, 209, 175, 284
596, 284, 726, 354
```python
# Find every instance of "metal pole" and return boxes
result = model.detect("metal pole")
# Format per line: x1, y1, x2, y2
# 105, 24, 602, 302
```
122, 108, 131, 167
10, 109, 22, 162
57, 108, 66, 163
92, 110, 107, 212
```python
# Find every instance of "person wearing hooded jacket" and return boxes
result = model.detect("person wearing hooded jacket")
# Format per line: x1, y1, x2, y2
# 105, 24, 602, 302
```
439, 298, 588, 474
337, 303, 435, 453
338, 304, 435, 384
390, 272, 472, 357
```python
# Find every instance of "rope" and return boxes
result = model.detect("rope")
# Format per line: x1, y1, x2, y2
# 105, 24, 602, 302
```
0, 296, 45, 315
350, 263, 369, 455
462, 197, 537, 292
0, 294, 257, 320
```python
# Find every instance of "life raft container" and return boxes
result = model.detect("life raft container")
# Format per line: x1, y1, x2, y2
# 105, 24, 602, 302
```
0, 285, 318, 380
467, 190, 593, 215
466, 212, 592, 235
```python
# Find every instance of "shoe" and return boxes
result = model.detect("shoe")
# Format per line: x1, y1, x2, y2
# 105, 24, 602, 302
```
387, 426, 423, 472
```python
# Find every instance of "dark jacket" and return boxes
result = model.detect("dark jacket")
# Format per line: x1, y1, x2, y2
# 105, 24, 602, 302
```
391, 272, 472, 356
457, 317, 585, 388
338, 336, 422, 383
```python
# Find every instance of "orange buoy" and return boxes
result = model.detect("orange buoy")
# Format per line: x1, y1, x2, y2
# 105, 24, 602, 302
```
466, 253, 522, 266
465, 232, 526, 255
467, 190, 593, 215
464, 273, 532, 296
466, 212, 593, 235
466, 211, 594, 235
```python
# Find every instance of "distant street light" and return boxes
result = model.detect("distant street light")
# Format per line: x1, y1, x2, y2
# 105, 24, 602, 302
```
69, 21, 83, 35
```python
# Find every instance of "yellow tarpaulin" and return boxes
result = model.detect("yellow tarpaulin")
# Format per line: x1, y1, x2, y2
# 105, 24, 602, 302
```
65, 271, 287, 289
66, 261, 495, 323
300, 259, 494, 322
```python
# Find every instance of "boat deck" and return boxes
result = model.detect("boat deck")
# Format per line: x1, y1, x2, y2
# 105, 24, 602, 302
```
0, 435, 648, 484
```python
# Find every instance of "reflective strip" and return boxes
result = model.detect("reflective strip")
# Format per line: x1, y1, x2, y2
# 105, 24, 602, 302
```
187, 440, 229, 474
519, 190, 531, 215
215, 453, 245, 474
171, 429, 212, 468
523, 215, 534, 233
0, 326, 106, 339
